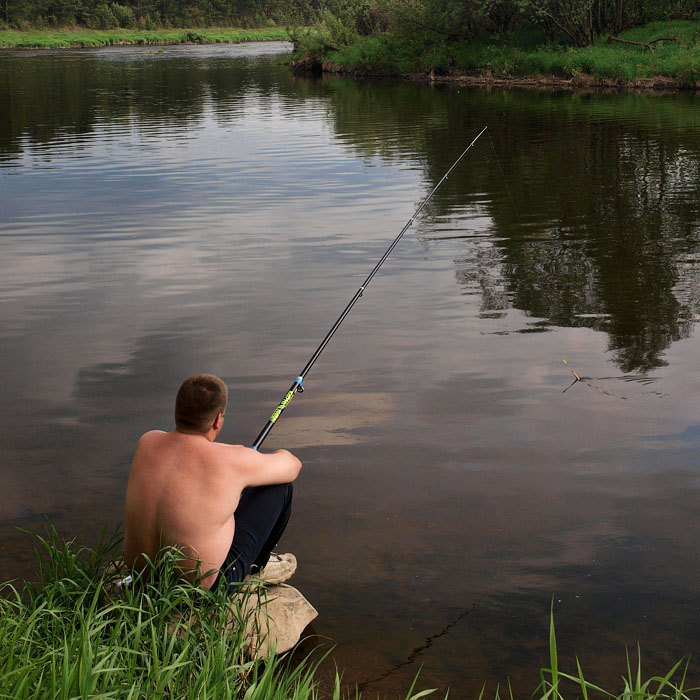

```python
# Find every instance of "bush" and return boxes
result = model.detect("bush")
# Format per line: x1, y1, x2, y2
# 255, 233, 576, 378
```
137, 12, 157, 30
111, 3, 137, 28
290, 25, 343, 58
183, 30, 205, 43
88, 4, 119, 29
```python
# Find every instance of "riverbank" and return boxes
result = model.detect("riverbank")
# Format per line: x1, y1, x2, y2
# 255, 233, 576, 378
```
0, 27, 289, 49
291, 20, 700, 90
1, 527, 697, 700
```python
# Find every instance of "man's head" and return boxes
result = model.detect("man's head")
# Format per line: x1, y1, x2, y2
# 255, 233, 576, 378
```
175, 374, 228, 434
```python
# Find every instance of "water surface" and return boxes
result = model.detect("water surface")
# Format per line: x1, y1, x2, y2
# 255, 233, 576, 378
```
2, 42, 700, 697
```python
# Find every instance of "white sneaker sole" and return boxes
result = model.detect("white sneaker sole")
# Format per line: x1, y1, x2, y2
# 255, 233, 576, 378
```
259, 553, 297, 585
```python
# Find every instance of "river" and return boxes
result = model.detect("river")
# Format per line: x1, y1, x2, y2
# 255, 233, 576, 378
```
2, 41, 700, 697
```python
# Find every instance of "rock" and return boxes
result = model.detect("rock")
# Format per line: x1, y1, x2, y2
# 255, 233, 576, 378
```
234, 583, 318, 659
102, 562, 318, 658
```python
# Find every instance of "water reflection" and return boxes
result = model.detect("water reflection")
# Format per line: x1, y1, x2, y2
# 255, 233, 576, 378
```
2, 42, 700, 697
3, 49, 700, 373
315, 83, 700, 371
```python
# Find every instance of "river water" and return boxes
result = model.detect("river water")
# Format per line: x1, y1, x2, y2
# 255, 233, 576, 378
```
2, 41, 700, 697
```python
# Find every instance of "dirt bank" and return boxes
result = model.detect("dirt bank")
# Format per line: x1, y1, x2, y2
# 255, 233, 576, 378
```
290, 57, 696, 92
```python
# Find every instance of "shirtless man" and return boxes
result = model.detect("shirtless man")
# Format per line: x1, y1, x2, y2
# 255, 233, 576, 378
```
124, 373, 301, 591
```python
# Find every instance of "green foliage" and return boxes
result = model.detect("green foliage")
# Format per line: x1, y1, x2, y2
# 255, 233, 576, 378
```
349, 0, 700, 49
0, 26, 290, 47
88, 4, 119, 29
635, 0, 700, 22
6, 0, 698, 40
519, 0, 597, 46
298, 17, 700, 84
0, 524, 315, 699
316, 8, 360, 48
514, 22, 700, 80
389, 0, 524, 42
183, 29, 205, 42
325, 0, 386, 36
514, 0, 700, 46
111, 3, 137, 28
289, 0, 386, 58
0, 0, 319, 30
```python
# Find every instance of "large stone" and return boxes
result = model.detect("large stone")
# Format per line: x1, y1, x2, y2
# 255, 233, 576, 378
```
234, 583, 318, 659
104, 563, 317, 658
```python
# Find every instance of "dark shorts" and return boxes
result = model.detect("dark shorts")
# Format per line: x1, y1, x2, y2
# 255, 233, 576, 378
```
210, 482, 293, 594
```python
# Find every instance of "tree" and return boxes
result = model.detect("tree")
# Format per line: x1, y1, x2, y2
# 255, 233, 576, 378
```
519, 0, 596, 45
389, 0, 523, 41
519, 0, 700, 46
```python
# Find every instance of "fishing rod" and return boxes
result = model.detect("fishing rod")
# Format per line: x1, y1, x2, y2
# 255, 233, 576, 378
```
251, 125, 488, 450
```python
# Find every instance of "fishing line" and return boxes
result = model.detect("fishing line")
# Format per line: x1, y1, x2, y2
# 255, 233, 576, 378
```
251, 126, 489, 450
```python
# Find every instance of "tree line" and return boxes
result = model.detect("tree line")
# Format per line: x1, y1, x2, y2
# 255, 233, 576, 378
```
311, 0, 700, 49
1, 0, 320, 29
2, 0, 699, 44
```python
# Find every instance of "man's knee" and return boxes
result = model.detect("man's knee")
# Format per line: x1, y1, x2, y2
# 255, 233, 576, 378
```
268, 481, 293, 507
267, 482, 292, 517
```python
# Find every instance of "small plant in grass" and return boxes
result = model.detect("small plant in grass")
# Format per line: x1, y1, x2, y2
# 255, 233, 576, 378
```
535, 601, 697, 700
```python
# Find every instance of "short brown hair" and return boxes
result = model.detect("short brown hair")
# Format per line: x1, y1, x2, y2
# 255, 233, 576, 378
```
175, 374, 228, 433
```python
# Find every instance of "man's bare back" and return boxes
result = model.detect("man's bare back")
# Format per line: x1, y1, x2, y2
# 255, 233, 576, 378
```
124, 375, 301, 589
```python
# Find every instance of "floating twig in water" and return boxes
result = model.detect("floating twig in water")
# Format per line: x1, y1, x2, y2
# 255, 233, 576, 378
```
562, 377, 579, 394
561, 361, 631, 400
563, 359, 581, 381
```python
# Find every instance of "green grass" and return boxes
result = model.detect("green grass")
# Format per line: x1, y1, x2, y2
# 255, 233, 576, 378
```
0, 524, 438, 699
1, 526, 697, 699
294, 19, 700, 85
534, 601, 698, 700
0, 27, 290, 49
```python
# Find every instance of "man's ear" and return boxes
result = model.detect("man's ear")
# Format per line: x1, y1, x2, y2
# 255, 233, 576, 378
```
213, 413, 224, 430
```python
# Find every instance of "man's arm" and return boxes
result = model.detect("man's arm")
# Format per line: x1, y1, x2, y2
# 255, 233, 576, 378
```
228, 445, 302, 487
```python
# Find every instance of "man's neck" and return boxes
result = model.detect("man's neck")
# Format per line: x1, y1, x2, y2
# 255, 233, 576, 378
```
174, 427, 218, 443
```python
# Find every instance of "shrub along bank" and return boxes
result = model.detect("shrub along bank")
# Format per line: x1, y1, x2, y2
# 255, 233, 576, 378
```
291, 19, 700, 87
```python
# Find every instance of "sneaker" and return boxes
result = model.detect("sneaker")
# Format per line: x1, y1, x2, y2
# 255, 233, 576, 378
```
257, 552, 297, 585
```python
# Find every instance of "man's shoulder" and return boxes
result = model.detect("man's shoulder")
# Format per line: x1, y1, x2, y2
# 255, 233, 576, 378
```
210, 441, 251, 458
207, 442, 263, 475
137, 429, 167, 445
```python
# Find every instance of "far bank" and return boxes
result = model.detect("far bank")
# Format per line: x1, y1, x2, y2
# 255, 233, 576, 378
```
0, 27, 289, 49
290, 20, 700, 91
